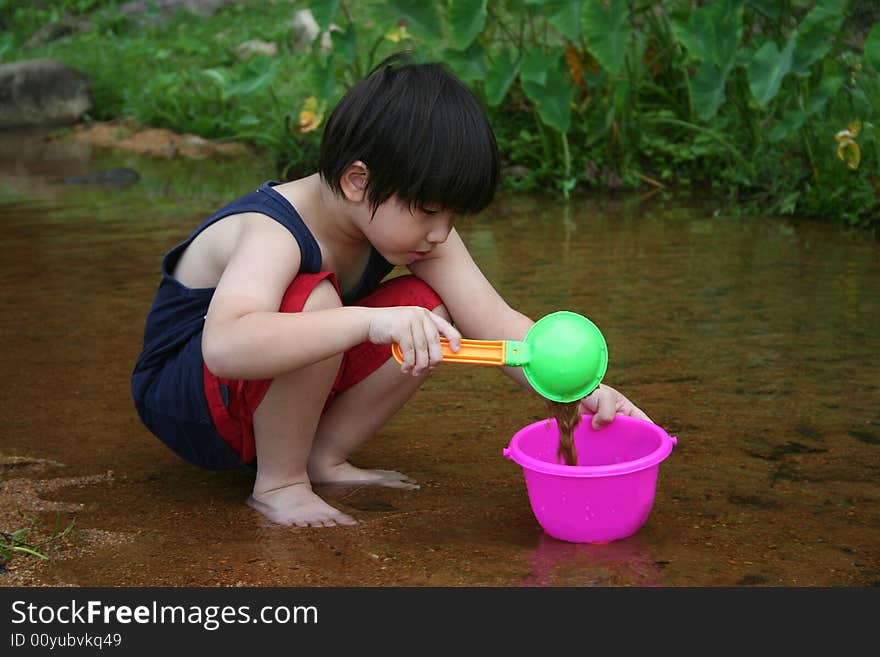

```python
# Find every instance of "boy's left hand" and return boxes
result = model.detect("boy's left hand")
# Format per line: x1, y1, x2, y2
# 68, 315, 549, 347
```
578, 384, 652, 430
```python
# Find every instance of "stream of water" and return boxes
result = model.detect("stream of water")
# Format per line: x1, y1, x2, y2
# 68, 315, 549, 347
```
1, 130, 878, 586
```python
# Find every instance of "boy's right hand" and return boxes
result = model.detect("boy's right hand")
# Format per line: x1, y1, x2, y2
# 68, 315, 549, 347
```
367, 306, 461, 376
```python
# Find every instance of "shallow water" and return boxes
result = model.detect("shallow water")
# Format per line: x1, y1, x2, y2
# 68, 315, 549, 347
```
1, 130, 878, 587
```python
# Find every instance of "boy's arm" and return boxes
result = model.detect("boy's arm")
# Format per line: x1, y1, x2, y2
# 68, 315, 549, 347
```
409, 229, 530, 339
202, 215, 459, 380
409, 228, 539, 389
410, 229, 652, 427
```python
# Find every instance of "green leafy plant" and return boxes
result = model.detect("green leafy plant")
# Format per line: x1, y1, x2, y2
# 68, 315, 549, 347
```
0, 516, 76, 566
5, 0, 878, 230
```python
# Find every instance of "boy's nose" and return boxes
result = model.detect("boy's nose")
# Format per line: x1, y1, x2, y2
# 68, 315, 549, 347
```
426, 218, 453, 244
427, 229, 449, 245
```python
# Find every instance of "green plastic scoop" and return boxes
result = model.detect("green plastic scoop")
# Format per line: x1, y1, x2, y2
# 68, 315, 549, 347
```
392, 310, 608, 403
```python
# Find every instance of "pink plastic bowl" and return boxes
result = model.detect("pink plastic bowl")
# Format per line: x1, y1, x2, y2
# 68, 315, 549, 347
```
503, 414, 677, 543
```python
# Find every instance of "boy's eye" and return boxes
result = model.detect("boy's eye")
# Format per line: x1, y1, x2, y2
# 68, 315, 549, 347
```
420, 207, 439, 216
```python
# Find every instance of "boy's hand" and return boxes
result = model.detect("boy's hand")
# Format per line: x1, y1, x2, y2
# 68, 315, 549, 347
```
578, 384, 653, 430
367, 306, 461, 376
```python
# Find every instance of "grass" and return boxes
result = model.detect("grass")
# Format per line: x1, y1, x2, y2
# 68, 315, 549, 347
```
0, 515, 77, 568
2, 1, 318, 158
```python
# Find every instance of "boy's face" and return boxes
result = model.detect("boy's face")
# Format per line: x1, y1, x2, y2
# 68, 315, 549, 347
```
363, 197, 455, 266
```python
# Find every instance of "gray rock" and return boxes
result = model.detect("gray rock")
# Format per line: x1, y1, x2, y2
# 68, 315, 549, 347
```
0, 59, 93, 130
116, 0, 238, 24
289, 8, 334, 53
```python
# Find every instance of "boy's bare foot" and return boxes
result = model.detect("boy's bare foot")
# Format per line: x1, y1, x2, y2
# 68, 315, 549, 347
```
247, 482, 359, 527
309, 460, 420, 489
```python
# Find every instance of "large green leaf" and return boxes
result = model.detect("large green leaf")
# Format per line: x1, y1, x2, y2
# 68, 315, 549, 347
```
791, 0, 846, 76
747, 39, 795, 106
521, 47, 552, 85
310, 56, 338, 102
864, 21, 880, 73
544, 0, 582, 42
582, 0, 629, 76
767, 109, 807, 143
485, 47, 522, 106
766, 70, 842, 142
442, 42, 486, 82
671, 0, 743, 72
747, 0, 781, 21
306, 0, 340, 30
671, 17, 710, 63
692, 61, 728, 121
385, 0, 442, 41
445, 0, 487, 51
805, 71, 843, 114
521, 55, 576, 134
333, 24, 358, 66
671, 0, 743, 120
224, 59, 281, 100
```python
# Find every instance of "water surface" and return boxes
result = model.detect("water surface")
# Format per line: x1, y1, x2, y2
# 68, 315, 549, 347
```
1, 131, 878, 586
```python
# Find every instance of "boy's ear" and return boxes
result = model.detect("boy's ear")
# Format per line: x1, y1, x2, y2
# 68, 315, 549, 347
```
340, 160, 369, 202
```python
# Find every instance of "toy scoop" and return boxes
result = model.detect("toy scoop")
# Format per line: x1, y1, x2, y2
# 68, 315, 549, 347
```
391, 310, 608, 403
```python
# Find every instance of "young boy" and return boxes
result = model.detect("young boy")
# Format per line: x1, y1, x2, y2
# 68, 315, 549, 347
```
131, 54, 650, 528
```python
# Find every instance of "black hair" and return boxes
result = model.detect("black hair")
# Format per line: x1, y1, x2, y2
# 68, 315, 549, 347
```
319, 53, 500, 216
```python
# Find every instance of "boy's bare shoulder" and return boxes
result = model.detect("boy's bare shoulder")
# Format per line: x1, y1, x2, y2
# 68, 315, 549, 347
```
174, 211, 301, 289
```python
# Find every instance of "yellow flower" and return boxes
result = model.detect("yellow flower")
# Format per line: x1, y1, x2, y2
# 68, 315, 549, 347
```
835, 121, 861, 170
385, 23, 410, 43
298, 96, 323, 133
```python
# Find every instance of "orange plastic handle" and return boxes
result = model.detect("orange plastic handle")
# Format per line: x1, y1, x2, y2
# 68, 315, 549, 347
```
391, 337, 506, 366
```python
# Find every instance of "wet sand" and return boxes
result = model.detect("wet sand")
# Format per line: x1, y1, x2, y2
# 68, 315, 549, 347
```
1, 130, 878, 587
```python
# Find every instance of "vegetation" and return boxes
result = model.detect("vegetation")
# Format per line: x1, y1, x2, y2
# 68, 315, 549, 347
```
0, 515, 76, 568
2, 0, 878, 231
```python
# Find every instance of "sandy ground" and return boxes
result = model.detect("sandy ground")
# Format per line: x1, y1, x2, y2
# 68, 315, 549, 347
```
0, 456, 131, 587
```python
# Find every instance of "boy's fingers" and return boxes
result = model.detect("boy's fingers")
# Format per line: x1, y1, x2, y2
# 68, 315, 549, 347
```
397, 330, 415, 372
411, 320, 429, 375
423, 316, 444, 367
590, 385, 616, 429
431, 312, 461, 352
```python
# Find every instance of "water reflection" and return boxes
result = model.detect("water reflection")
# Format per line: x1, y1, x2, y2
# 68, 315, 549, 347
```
523, 532, 663, 587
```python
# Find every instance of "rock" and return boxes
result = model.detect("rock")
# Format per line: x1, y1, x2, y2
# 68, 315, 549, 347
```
62, 168, 140, 187
502, 165, 531, 181
235, 39, 278, 59
0, 59, 93, 130
289, 8, 333, 53
290, 9, 320, 48
116, 0, 237, 24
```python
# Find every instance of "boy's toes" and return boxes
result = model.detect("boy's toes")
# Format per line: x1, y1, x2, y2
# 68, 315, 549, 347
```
382, 479, 420, 490
375, 469, 419, 487
333, 511, 359, 526
383, 471, 419, 489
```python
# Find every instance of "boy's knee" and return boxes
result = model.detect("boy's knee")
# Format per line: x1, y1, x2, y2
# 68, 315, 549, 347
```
303, 279, 342, 312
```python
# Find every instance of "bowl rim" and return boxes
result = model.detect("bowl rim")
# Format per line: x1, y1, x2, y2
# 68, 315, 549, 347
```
504, 414, 676, 478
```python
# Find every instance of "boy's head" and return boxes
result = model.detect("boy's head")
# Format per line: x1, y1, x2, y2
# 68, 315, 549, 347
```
319, 53, 500, 216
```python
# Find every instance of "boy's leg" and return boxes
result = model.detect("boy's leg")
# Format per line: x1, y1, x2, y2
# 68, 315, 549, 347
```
306, 276, 449, 486
305, 306, 450, 487
247, 278, 358, 527
220, 274, 444, 526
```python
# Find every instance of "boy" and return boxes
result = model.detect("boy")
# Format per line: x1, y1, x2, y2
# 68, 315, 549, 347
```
131, 54, 650, 528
